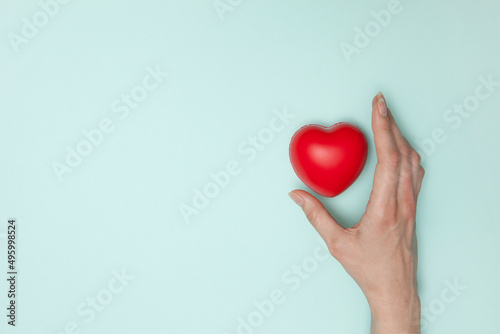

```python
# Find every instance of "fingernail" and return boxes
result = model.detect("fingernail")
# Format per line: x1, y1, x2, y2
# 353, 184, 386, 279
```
378, 97, 387, 117
288, 192, 304, 207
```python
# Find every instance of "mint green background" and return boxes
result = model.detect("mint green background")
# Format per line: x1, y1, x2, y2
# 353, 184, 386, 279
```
1, 1, 499, 333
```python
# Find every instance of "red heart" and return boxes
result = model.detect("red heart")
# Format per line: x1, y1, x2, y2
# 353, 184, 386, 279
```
289, 122, 368, 197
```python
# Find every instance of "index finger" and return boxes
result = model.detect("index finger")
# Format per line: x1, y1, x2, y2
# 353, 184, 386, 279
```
369, 93, 401, 208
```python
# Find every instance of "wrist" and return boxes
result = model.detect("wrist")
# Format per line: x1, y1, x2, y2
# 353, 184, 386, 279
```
368, 292, 421, 333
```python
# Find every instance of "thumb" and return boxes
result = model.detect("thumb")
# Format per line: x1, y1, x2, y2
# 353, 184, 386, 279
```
289, 189, 345, 247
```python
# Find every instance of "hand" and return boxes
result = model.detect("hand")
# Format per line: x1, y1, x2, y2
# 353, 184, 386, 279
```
289, 93, 425, 333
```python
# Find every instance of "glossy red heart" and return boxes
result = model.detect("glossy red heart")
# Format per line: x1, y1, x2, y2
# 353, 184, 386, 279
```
289, 122, 368, 197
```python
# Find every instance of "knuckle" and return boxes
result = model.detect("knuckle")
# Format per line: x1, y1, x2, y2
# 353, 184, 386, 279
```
399, 144, 411, 158
411, 150, 421, 166
400, 165, 413, 180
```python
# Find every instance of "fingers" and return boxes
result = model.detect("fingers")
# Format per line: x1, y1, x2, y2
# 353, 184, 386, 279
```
370, 93, 400, 207
386, 106, 423, 200
386, 107, 415, 201
289, 190, 344, 247
386, 107, 412, 161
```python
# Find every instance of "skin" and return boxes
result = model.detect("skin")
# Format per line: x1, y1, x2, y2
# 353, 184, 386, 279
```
289, 92, 424, 333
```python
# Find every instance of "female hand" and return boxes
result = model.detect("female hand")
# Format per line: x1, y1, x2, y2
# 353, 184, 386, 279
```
289, 93, 425, 333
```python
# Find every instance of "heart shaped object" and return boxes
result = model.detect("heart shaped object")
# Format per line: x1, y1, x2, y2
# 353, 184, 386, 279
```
289, 122, 368, 197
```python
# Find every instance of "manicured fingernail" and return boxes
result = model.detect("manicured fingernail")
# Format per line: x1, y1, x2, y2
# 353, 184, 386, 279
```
288, 192, 304, 207
378, 97, 387, 117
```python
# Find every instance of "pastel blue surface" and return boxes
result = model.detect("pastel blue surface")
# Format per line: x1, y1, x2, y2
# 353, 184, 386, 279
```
1, 1, 499, 333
